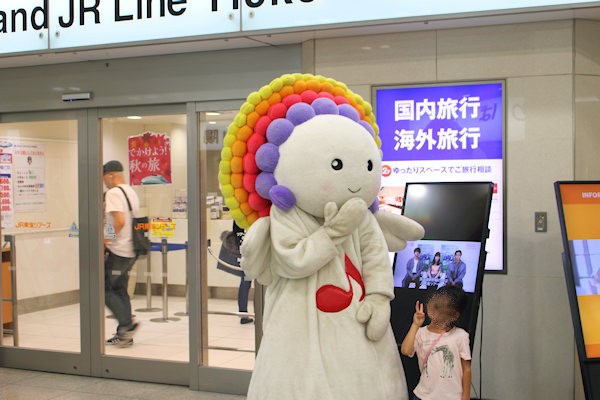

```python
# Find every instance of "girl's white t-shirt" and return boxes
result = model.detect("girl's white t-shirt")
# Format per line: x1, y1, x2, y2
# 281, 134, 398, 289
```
104, 184, 140, 258
413, 326, 471, 400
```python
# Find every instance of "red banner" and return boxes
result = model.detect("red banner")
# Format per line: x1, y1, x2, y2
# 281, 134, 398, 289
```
128, 132, 172, 186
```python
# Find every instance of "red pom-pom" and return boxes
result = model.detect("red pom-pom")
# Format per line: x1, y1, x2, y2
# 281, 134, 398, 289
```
243, 173, 257, 193
318, 91, 335, 100
282, 94, 302, 109
267, 103, 288, 120
247, 133, 266, 154
243, 153, 259, 174
301, 90, 319, 104
249, 192, 270, 211
334, 96, 349, 105
254, 116, 272, 137
258, 206, 271, 218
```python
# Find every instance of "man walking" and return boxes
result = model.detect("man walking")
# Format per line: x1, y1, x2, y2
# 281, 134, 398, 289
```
103, 160, 140, 347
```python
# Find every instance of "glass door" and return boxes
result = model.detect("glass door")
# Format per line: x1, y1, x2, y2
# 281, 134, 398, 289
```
96, 106, 188, 384
199, 110, 257, 370
0, 112, 88, 374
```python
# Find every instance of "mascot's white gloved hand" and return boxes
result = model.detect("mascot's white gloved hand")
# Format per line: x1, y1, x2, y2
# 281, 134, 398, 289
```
356, 293, 391, 342
323, 198, 368, 245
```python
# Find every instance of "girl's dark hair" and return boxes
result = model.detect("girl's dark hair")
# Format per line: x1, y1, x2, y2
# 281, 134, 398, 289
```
428, 285, 468, 327
432, 251, 442, 265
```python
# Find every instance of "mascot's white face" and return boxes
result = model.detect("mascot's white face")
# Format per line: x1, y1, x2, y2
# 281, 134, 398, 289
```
274, 114, 382, 218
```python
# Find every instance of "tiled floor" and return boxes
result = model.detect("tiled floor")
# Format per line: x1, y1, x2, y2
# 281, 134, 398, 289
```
2, 296, 255, 370
0, 367, 247, 400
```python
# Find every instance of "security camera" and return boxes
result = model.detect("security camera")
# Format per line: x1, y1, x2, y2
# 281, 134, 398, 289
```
61, 92, 92, 102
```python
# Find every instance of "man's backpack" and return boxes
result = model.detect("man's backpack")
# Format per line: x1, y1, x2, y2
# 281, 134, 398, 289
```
117, 186, 151, 257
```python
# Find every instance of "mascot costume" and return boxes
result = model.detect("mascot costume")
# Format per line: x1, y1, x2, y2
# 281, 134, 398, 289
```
219, 73, 424, 400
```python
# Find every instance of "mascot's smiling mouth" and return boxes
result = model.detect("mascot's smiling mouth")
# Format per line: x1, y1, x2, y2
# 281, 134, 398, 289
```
348, 187, 361, 193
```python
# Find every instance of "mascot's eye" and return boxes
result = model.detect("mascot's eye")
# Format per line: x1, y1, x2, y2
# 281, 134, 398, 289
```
367, 160, 373, 171
331, 159, 343, 170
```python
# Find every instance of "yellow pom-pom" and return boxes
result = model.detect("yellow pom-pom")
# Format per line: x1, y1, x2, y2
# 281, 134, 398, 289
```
247, 91, 262, 105
226, 196, 240, 210
221, 146, 232, 161
259, 85, 273, 100
221, 184, 234, 198
234, 113, 246, 127
363, 102, 373, 114
227, 123, 237, 135
223, 134, 236, 147
240, 102, 254, 115
219, 160, 231, 174
270, 78, 284, 92
281, 74, 295, 85
218, 172, 230, 185
230, 208, 245, 223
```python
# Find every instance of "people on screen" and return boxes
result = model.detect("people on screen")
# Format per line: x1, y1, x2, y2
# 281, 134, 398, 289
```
447, 250, 466, 289
428, 252, 443, 279
403, 247, 425, 288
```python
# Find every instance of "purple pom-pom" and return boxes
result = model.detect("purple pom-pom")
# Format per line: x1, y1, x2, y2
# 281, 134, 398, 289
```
312, 97, 339, 115
369, 198, 380, 213
287, 103, 316, 126
358, 120, 375, 137
338, 104, 360, 122
266, 118, 295, 146
256, 172, 277, 199
269, 185, 296, 210
255, 143, 279, 173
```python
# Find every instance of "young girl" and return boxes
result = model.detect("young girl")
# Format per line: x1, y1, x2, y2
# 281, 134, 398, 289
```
401, 285, 472, 400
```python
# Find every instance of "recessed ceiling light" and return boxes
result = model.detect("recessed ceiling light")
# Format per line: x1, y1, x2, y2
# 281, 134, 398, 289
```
127, 116, 142, 120
208, 121, 217, 125
206, 112, 221, 116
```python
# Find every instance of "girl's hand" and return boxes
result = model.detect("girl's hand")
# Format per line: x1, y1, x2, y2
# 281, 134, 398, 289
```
413, 301, 425, 327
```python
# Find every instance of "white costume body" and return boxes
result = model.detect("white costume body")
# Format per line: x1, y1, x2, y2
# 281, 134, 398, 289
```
243, 205, 408, 400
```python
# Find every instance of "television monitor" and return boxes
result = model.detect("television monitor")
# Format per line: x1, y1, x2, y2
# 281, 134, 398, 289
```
555, 182, 600, 360
555, 181, 600, 400
389, 182, 493, 395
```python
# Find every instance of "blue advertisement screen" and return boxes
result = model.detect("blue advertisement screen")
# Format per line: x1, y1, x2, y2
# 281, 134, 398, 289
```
375, 82, 504, 272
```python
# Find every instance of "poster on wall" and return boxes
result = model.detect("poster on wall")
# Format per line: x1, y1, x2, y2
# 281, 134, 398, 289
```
0, 149, 14, 229
13, 142, 46, 212
374, 81, 504, 272
128, 132, 172, 186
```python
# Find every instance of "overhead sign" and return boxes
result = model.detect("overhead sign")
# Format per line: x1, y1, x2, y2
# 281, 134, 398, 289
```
1, 1, 599, 55
375, 82, 505, 272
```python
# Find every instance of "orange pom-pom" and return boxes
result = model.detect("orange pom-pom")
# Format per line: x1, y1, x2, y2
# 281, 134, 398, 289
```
255, 100, 270, 115
307, 79, 321, 92
247, 112, 260, 128
237, 125, 253, 142
268, 93, 282, 105
280, 85, 294, 98
293, 80, 307, 94
320, 82, 334, 94
234, 188, 248, 203
230, 156, 243, 173
232, 141, 247, 157
240, 202, 253, 216
247, 212, 259, 225
231, 173, 243, 188
332, 87, 346, 97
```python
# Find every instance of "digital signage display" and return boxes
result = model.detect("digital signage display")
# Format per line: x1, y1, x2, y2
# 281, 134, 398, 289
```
375, 81, 504, 272
556, 182, 600, 360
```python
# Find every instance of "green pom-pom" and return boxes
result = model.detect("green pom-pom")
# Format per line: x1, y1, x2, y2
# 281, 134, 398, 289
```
240, 102, 254, 115
218, 172, 231, 185
221, 184, 234, 198
270, 78, 283, 92
221, 146, 232, 161
219, 160, 231, 174
234, 113, 246, 127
